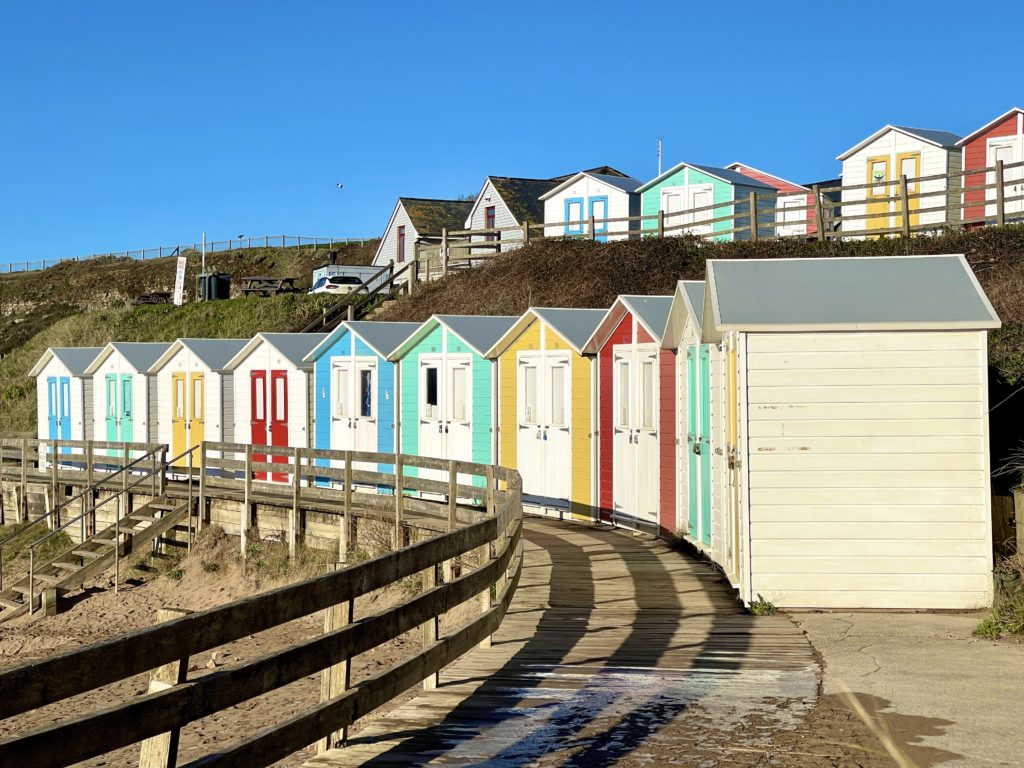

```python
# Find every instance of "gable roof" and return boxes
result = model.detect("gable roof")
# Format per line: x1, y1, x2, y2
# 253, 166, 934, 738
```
479, 177, 559, 225
539, 171, 643, 201
581, 295, 673, 353
400, 198, 474, 235
29, 347, 103, 378
551, 166, 630, 182
662, 281, 705, 350
148, 338, 249, 373
956, 107, 1024, 146
305, 321, 421, 362
837, 124, 963, 160
225, 333, 327, 371
390, 314, 519, 359
485, 307, 607, 358
725, 162, 810, 193
704, 255, 999, 339
636, 161, 776, 193
84, 342, 172, 375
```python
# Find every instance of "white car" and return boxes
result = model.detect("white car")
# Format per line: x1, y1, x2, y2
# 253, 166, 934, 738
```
309, 275, 366, 295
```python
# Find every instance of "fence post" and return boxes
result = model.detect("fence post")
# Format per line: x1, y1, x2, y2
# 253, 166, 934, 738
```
812, 185, 826, 241
996, 160, 1006, 226
657, 209, 665, 238
346, 303, 355, 322
290, 448, 302, 558
50, 440, 59, 515
523, 220, 531, 245
317, 562, 353, 752
242, 445, 252, 557
444, 460, 458, 583
900, 174, 911, 238
20, 438, 27, 524
421, 559, 439, 690
341, 451, 352, 563
479, 465, 496, 650
441, 228, 449, 276
394, 456, 404, 549
137, 607, 192, 768
749, 192, 759, 241
588, 215, 597, 241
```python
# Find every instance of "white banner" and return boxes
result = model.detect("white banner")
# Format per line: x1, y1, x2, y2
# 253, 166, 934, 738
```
173, 255, 187, 306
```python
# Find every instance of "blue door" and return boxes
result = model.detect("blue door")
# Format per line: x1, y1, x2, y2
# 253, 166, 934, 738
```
589, 196, 609, 242
46, 377, 59, 439
59, 377, 72, 441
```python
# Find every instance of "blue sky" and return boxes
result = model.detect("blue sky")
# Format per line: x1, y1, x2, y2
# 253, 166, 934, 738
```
2, 1, 1022, 262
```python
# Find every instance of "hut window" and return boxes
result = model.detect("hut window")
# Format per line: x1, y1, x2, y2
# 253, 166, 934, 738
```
174, 378, 185, 420
550, 365, 566, 427
870, 160, 888, 195
192, 378, 204, 420
333, 367, 349, 418
425, 367, 439, 418
451, 366, 468, 422
273, 376, 286, 422
121, 378, 132, 417
107, 379, 117, 418
397, 226, 406, 263
359, 369, 373, 418
617, 361, 630, 427
523, 365, 538, 424
641, 360, 655, 430
485, 206, 498, 242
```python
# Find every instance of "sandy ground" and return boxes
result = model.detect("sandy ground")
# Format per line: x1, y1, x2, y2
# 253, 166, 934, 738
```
0, 528, 471, 768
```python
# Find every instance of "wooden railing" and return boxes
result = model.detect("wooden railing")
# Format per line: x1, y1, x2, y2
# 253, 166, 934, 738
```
0, 448, 524, 767
300, 260, 414, 333
406, 158, 1024, 277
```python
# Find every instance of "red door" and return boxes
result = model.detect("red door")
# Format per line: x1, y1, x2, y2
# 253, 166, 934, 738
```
269, 370, 289, 483
251, 370, 268, 481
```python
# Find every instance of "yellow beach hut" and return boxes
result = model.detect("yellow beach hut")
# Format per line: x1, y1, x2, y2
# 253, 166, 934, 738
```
486, 307, 606, 520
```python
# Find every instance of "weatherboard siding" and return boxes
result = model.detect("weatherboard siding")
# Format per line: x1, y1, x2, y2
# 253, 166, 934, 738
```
962, 112, 1021, 223
742, 330, 992, 609
543, 178, 637, 241
597, 314, 633, 519
374, 205, 417, 268
468, 180, 523, 254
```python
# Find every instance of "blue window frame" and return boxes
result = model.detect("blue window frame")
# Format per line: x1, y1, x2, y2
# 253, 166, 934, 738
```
589, 196, 609, 242
564, 198, 585, 235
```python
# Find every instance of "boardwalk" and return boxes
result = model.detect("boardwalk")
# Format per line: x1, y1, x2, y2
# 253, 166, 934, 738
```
307, 517, 819, 767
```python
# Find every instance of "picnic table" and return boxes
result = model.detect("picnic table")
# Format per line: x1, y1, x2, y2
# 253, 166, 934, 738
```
239, 276, 298, 297
132, 291, 172, 306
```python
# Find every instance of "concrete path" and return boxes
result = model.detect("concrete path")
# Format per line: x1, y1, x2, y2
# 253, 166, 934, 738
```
307, 517, 818, 766
796, 612, 1024, 767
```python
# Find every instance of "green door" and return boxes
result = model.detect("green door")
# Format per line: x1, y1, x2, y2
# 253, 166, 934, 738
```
686, 346, 699, 535
120, 375, 134, 443
105, 374, 119, 443
698, 344, 712, 547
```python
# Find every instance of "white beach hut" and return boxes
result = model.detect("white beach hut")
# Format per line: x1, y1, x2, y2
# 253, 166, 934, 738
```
29, 347, 103, 444
84, 342, 170, 445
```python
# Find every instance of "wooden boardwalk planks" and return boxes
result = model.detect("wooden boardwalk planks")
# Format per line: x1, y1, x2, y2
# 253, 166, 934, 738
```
306, 517, 818, 767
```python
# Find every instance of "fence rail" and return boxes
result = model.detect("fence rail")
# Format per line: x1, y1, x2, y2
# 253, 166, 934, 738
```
0, 442, 524, 767
0, 234, 375, 275
405, 158, 1024, 279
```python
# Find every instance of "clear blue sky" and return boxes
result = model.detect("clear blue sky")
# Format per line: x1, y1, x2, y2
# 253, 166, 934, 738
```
2, 1, 1021, 262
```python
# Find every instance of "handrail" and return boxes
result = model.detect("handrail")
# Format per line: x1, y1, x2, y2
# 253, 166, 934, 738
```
0, 443, 164, 591
300, 262, 395, 332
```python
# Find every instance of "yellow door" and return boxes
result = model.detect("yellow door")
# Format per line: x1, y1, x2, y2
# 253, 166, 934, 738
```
866, 155, 891, 235
189, 373, 205, 467
895, 152, 921, 230
172, 373, 187, 466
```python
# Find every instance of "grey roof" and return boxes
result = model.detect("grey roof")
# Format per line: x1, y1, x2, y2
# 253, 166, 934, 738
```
258, 333, 328, 367
893, 126, 963, 149
437, 315, 520, 356
622, 296, 673, 342
638, 161, 776, 193
532, 308, 608, 351
110, 342, 172, 372
707, 255, 1000, 331
589, 172, 643, 193
180, 339, 249, 370
681, 282, 705, 329
346, 321, 421, 358
51, 348, 103, 376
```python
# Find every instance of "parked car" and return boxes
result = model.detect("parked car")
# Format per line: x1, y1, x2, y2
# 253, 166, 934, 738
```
309, 275, 366, 295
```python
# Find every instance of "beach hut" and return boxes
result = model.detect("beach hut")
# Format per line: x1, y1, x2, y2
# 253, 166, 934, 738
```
304, 321, 420, 476
147, 339, 248, 467
463, 176, 558, 254
372, 198, 474, 269
222, 333, 326, 482
637, 162, 776, 241
957, 107, 1024, 226
485, 307, 606, 519
29, 347, 102, 444
705, 255, 999, 609
582, 296, 673, 534
726, 162, 817, 237
540, 170, 642, 242
83, 342, 170, 445
390, 315, 518, 485
837, 125, 962, 236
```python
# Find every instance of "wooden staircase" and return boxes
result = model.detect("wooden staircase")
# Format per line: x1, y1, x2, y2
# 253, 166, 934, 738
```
0, 495, 190, 622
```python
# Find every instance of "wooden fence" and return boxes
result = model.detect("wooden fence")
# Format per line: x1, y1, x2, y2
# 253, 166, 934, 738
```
404, 158, 1024, 279
0, 446, 523, 767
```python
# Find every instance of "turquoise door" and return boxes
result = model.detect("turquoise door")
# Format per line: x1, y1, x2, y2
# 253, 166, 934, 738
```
105, 374, 119, 442
46, 377, 59, 439
698, 345, 712, 547
58, 377, 71, 441
686, 347, 699, 535
120, 375, 134, 442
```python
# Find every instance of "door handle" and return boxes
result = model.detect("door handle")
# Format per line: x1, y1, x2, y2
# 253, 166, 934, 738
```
444, 423, 449, 434
692, 443, 701, 455
438, 423, 443, 433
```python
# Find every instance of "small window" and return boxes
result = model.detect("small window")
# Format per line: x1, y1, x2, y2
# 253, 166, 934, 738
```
871, 160, 888, 195
121, 378, 132, 417
565, 198, 585, 235
254, 377, 266, 421
617, 361, 630, 427
523, 365, 538, 425
107, 379, 117, 418
334, 367, 349, 418
550, 365, 566, 427
451, 366, 467, 422
174, 379, 185, 420
485, 206, 499, 242
425, 366, 439, 419
397, 225, 406, 263
641, 361, 655, 430
48, 381, 57, 418
192, 378, 204, 421
273, 376, 286, 422
359, 369, 373, 418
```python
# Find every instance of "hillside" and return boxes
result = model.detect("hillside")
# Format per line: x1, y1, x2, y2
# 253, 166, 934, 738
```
377, 226, 1024, 383
0, 240, 377, 356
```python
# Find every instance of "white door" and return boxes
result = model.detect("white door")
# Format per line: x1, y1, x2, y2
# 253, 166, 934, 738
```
352, 360, 378, 471
446, 357, 474, 485
661, 187, 686, 235
418, 356, 446, 482
544, 354, 572, 504
685, 184, 715, 236
989, 138, 1024, 218
777, 196, 805, 236
516, 353, 546, 501
611, 351, 634, 521
612, 345, 659, 529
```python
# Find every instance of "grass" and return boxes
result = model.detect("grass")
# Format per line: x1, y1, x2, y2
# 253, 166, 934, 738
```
974, 554, 1024, 640
243, 536, 336, 584
0, 521, 74, 581
749, 594, 779, 616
